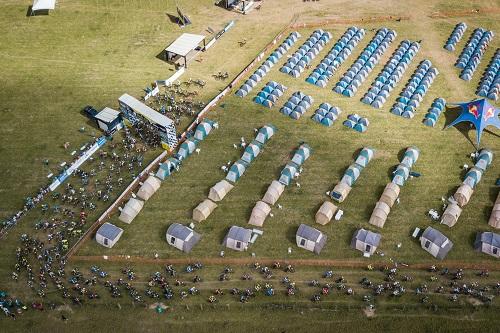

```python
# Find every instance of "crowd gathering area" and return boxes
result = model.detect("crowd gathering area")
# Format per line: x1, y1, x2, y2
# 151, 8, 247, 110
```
1, 1, 500, 331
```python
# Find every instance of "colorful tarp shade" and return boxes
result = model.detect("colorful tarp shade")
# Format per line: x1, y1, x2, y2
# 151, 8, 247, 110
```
445, 99, 500, 146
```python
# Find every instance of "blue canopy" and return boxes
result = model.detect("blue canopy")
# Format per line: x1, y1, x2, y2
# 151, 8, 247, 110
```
446, 99, 500, 146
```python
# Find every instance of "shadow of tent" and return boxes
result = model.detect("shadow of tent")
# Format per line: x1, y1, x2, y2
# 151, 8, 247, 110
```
442, 105, 476, 148
27, 6, 49, 16
166, 13, 180, 25
285, 225, 297, 244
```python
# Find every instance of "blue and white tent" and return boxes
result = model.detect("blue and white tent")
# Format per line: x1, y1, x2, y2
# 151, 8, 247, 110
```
194, 119, 216, 141
177, 138, 199, 160
226, 159, 249, 183
463, 167, 483, 188
341, 163, 363, 186
156, 157, 181, 180
292, 143, 312, 166
255, 124, 277, 144
241, 140, 263, 164
474, 148, 493, 171
279, 162, 299, 186
355, 147, 375, 168
392, 163, 410, 186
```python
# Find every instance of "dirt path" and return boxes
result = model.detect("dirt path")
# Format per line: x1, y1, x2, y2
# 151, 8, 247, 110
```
70, 255, 500, 271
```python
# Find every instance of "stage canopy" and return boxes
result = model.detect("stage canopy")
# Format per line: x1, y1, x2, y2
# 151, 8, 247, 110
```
446, 98, 500, 147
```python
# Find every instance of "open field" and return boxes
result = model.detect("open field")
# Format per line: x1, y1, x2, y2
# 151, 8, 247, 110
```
0, 0, 499, 331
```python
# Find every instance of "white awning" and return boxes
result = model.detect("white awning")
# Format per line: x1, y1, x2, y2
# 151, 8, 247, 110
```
32, 0, 56, 11
165, 33, 205, 57
95, 107, 120, 123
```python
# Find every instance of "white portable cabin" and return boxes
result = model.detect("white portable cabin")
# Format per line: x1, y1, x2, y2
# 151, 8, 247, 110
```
96, 223, 123, 248
296, 224, 327, 254
474, 232, 500, 258
95, 107, 122, 133
223, 226, 252, 251
420, 226, 453, 259
166, 223, 201, 253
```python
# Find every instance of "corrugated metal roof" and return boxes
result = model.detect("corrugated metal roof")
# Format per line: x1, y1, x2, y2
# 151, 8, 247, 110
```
95, 107, 120, 123
165, 33, 206, 57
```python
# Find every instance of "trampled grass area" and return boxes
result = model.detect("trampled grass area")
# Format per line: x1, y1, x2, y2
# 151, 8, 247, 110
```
77, 17, 500, 265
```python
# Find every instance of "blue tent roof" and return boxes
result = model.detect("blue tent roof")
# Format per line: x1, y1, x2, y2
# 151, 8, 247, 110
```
446, 99, 500, 146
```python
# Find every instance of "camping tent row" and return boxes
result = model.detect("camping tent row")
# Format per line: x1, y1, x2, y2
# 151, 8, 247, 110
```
420, 226, 453, 260
262, 180, 285, 206
296, 224, 327, 254
330, 147, 375, 202
476, 48, 499, 101
306, 26, 366, 88
248, 200, 271, 227
235, 32, 299, 98
361, 40, 420, 109
279, 161, 300, 186
96, 222, 123, 248
253, 82, 287, 108
444, 22, 468, 51
311, 103, 342, 126
226, 124, 278, 184
280, 30, 332, 78
166, 223, 201, 253
194, 118, 217, 141
333, 28, 396, 97
175, 137, 199, 161
280, 91, 314, 120
119, 197, 144, 224
489, 191, 500, 228
351, 228, 381, 257
369, 183, 400, 228
474, 231, 500, 258
390, 60, 439, 119
423, 98, 446, 127
343, 114, 369, 132
456, 28, 494, 81
137, 176, 161, 201
391, 146, 420, 186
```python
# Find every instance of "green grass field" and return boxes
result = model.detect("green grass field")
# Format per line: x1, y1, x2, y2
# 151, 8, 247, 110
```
0, 0, 499, 331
